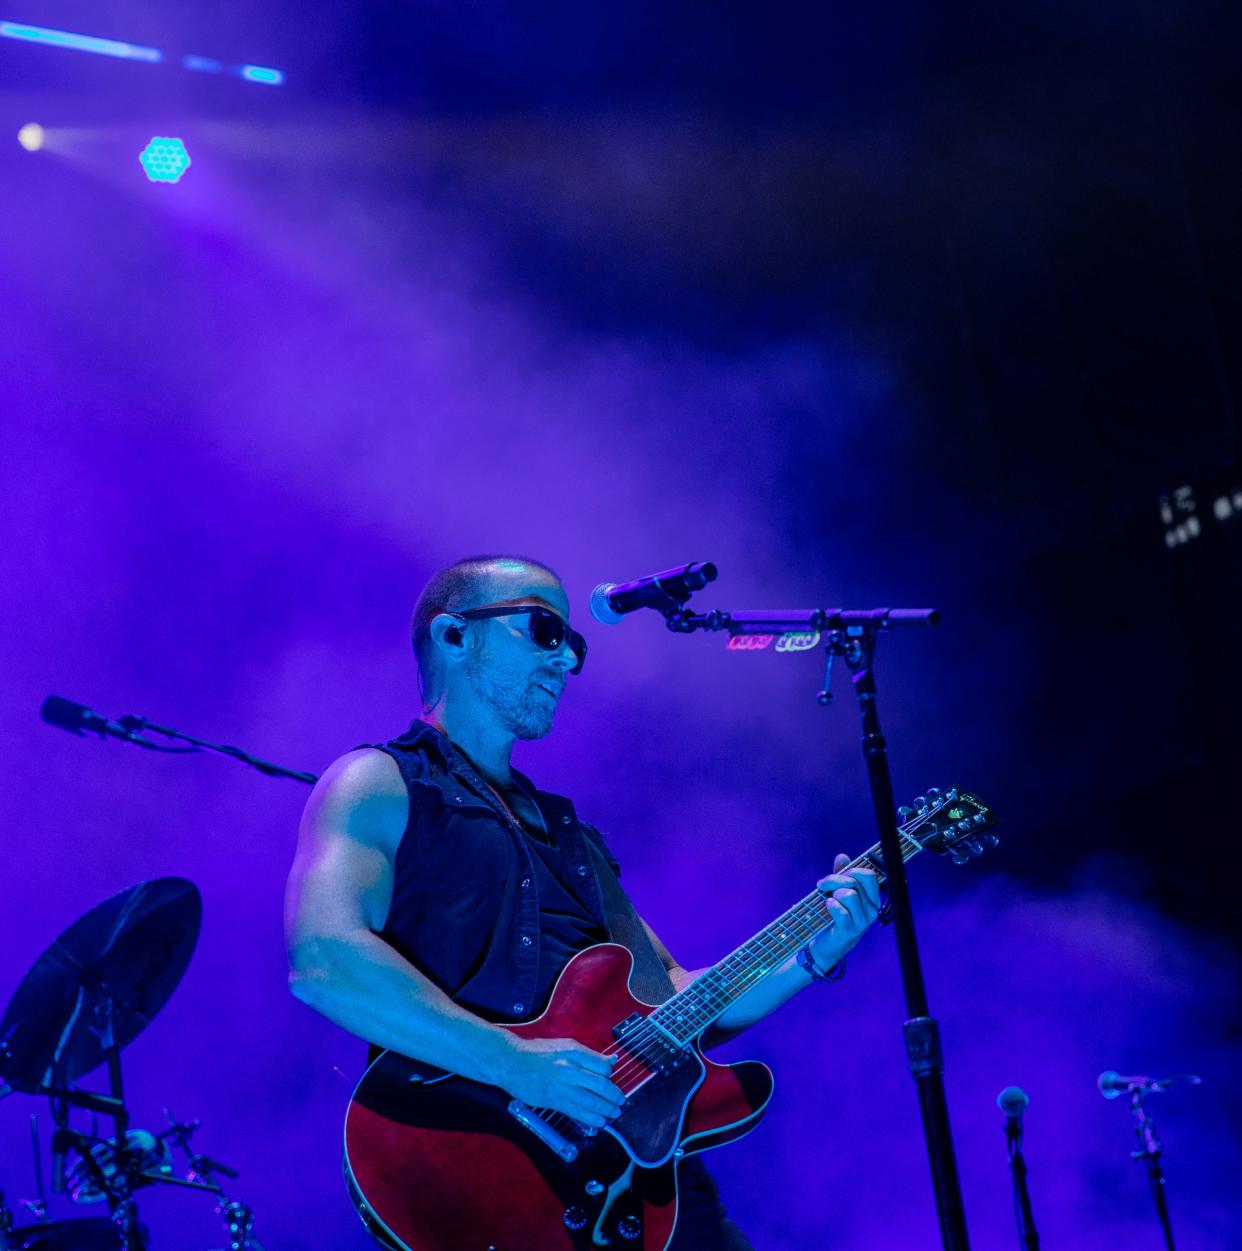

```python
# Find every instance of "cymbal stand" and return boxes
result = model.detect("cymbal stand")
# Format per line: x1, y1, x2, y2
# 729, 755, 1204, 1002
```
86, 992, 150, 1251
28, 1114, 49, 1223
46, 1095, 148, 1251
43, 1050, 165, 1251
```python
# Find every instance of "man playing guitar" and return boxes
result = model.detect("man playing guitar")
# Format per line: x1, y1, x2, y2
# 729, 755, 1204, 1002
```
284, 555, 881, 1249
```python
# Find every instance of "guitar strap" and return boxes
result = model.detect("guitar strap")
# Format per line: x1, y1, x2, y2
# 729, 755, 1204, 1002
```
581, 836, 677, 1006
493, 772, 675, 1006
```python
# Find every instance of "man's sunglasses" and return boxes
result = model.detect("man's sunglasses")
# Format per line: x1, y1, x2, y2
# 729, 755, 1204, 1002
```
452, 604, 587, 675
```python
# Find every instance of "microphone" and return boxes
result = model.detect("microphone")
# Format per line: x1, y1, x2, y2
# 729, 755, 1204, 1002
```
997, 1086, 1029, 1143
41, 695, 139, 742
997, 1086, 1030, 1120
590, 561, 718, 625
1098, 1070, 1148, 1099
1098, 1070, 1201, 1099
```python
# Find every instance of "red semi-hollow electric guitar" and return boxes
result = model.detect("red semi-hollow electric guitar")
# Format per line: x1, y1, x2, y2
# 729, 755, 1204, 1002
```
344, 788, 996, 1251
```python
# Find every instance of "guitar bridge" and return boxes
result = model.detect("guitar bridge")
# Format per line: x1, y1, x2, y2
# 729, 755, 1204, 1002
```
507, 1100, 579, 1163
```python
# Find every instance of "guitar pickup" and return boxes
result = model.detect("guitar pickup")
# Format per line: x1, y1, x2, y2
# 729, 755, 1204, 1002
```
611, 1013, 690, 1077
611, 1013, 645, 1041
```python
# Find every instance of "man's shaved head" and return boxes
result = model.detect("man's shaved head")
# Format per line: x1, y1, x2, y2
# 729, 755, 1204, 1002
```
411, 555, 564, 701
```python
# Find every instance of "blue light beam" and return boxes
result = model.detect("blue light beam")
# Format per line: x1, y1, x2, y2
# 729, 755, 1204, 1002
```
239, 64, 284, 86
0, 21, 160, 62
139, 137, 191, 184
183, 54, 223, 74
1, 20, 285, 84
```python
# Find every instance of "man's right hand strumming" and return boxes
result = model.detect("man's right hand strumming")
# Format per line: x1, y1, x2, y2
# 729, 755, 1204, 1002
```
497, 1034, 625, 1127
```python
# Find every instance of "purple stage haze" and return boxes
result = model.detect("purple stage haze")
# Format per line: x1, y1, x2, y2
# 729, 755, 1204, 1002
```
2, 34, 1240, 1251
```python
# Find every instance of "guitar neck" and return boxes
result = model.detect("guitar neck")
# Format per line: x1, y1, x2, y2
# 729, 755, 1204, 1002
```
647, 830, 926, 1047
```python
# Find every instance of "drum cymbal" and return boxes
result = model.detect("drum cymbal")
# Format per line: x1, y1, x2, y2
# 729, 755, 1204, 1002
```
0, 877, 201, 1093
6, 1218, 123, 1251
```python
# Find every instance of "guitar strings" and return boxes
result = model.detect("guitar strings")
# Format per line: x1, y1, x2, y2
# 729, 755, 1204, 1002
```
539, 817, 939, 1129
481, 774, 969, 1134
538, 802, 989, 1138
530, 822, 939, 1138
529, 912, 829, 1136
594, 832, 914, 1086
598, 830, 922, 1094
573, 799, 976, 1124
531, 898, 844, 1135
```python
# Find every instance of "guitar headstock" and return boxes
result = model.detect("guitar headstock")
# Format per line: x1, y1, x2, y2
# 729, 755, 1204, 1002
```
898, 787, 998, 864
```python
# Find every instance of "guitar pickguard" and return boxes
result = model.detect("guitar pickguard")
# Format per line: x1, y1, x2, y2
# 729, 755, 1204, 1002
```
604, 1046, 704, 1167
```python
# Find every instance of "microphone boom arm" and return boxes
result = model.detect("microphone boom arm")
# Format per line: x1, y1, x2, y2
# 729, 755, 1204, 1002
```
41, 696, 318, 785
117, 715, 318, 783
662, 606, 940, 633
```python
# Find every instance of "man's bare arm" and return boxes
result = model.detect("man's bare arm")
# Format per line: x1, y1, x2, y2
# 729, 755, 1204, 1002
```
284, 748, 623, 1125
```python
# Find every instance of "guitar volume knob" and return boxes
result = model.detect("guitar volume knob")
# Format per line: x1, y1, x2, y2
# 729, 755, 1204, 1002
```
563, 1206, 588, 1231
617, 1214, 643, 1240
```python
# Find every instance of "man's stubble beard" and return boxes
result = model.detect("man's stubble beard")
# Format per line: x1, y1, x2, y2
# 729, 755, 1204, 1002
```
465, 654, 557, 741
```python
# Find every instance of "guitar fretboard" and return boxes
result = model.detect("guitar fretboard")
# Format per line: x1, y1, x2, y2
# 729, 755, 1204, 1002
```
646, 827, 927, 1048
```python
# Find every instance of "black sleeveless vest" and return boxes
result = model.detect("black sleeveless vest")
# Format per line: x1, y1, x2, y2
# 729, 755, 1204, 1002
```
372, 722, 675, 1022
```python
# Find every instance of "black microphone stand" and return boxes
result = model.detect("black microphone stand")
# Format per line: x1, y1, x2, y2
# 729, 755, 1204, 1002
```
664, 603, 971, 1251
1128, 1088, 1176, 1251
1003, 1117, 1039, 1250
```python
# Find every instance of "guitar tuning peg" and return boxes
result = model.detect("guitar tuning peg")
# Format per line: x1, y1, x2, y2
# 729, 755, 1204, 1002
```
944, 787, 959, 801
912, 795, 927, 811
964, 838, 984, 856
949, 847, 971, 865
926, 788, 942, 804
898, 805, 914, 818
983, 833, 1000, 848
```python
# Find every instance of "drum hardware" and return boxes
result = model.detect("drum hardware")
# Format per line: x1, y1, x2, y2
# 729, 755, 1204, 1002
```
158, 1112, 264, 1251
1, 1216, 123, 1251
1, 881, 262, 1250
66, 1132, 173, 1206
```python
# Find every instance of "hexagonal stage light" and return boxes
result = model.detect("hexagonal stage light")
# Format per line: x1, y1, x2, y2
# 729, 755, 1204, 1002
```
139, 136, 191, 183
